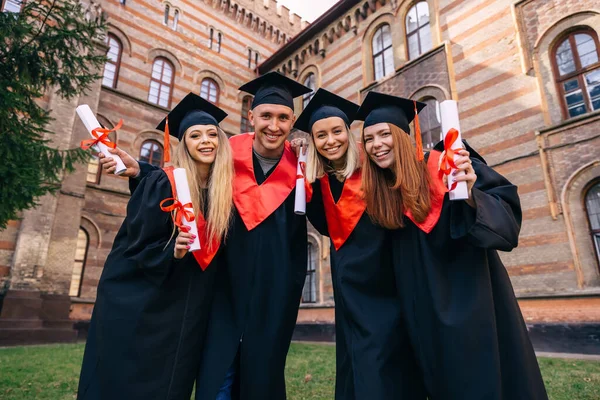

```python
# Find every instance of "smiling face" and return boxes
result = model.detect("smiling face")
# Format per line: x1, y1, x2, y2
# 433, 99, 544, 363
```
184, 124, 219, 166
311, 116, 349, 166
248, 103, 296, 158
363, 122, 396, 170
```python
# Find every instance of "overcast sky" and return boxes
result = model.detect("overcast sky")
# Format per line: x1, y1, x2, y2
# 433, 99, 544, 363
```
277, 0, 339, 22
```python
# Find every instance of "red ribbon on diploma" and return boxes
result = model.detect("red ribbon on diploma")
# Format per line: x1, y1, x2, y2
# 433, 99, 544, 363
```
439, 128, 460, 191
296, 161, 306, 180
80, 119, 123, 151
160, 198, 196, 231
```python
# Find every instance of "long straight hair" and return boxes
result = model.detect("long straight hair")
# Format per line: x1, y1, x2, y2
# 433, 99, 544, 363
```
361, 123, 432, 229
172, 127, 234, 247
306, 124, 360, 183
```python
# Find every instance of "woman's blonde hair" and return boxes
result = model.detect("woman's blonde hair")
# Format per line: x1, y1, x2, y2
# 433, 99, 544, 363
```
306, 124, 360, 183
172, 126, 234, 248
361, 123, 431, 229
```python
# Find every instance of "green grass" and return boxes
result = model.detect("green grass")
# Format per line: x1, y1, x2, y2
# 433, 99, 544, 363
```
0, 343, 598, 399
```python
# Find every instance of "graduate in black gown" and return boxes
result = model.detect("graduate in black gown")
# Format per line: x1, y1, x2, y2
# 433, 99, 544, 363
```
294, 89, 424, 400
78, 94, 234, 400
111, 73, 313, 400
356, 92, 548, 400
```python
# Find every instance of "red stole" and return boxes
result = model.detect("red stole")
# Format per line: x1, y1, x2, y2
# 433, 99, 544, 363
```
163, 166, 220, 270
320, 171, 367, 251
404, 150, 448, 233
230, 133, 297, 231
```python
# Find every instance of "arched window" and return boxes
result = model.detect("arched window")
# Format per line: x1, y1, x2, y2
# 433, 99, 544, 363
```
302, 242, 317, 303
406, 1, 432, 60
69, 228, 89, 297
552, 29, 600, 119
139, 140, 164, 167
217, 32, 222, 53
148, 57, 174, 108
372, 24, 394, 80
200, 78, 219, 104
209, 28, 214, 49
241, 95, 253, 133
585, 181, 600, 269
302, 73, 316, 109
173, 9, 179, 30
164, 4, 170, 25
102, 34, 122, 89
419, 97, 441, 149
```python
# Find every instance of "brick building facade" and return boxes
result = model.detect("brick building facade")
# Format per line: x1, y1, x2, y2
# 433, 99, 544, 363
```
1, 0, 600, 347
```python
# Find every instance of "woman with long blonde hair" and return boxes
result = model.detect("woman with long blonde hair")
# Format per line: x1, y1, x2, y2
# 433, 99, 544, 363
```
78, 93, 234, 400
294, 89, 424, 400
357, 91, 548, 400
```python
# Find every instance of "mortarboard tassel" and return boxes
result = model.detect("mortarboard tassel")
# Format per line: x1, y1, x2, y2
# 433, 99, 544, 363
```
413, 101, 424, 162
164, 117, 171, 164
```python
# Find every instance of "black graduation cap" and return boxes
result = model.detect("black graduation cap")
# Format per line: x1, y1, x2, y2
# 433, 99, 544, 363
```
355, 91, 427, 161
355, 91, 426, 135
156, 92, 228, 163
156, 92, 228, 140
239, 71, 312, 110
294, 88, 359, 134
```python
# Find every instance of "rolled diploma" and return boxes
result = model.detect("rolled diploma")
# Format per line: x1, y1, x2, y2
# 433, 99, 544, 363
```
76, 105, 127, 176
294, 150, 308, 215
440, 100, 469, 201
173, 168, 201, 252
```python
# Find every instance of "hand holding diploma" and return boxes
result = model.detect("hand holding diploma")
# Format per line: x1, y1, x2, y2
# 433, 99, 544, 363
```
172, 168, 201, 251
439, 101, 470, 201
294, 142, 308, 215
77, 105, 127, 175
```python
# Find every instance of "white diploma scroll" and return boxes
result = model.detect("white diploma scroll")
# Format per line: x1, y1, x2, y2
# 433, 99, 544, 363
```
294, 150, 308, 215
173, 168, 201, 252
76, 105, 127, 176
440, 100, 469, 201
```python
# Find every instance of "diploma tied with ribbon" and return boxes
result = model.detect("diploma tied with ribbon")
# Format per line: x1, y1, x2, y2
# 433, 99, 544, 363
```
294, 146, 308, 215
439, 100, 469, 201
77, 105, 127, 176
168, 168, 201, 252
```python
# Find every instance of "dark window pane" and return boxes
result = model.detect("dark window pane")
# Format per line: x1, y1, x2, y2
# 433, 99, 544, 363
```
566, 90, 584, 106
586, 182, 600, 230
564, 79, 580, 92
568, 104, 587, 118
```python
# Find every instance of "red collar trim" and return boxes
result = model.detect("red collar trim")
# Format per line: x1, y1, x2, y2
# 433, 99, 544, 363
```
163, 166, 220, 270
230, 133, 297, 231
320, 171, 367, 251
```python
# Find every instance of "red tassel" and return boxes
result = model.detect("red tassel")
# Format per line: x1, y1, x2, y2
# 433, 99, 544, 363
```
164, 117, 171, 164
413, 101, 424, 162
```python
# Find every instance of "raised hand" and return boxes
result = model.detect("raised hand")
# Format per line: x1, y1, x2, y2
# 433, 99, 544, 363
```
99, 147, 140, 177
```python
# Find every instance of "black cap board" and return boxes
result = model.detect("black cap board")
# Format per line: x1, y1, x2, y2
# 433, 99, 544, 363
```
156, 92, 228, 140
239, 71, 312, 110
355, 91, 426, 134
294, 88, 359, 134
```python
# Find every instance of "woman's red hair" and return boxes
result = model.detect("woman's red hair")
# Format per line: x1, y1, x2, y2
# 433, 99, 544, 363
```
361, 124, 432, 229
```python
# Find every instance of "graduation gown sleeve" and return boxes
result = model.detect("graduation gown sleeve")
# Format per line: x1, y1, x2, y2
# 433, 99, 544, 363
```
122, 170, 178, 286
128, 160, 160, 194
450, 158, 522, 251
305, 181, 329, 236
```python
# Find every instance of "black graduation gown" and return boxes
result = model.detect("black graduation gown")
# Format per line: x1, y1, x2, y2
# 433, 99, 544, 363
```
194, 136, 307, 400
77, 170, 219, 400
307, 173, 426, 400
391, 144, 548, 400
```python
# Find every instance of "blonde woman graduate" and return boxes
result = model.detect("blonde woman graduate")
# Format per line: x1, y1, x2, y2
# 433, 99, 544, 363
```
77, 94, 234, 400
295, 89, 425, 400
356, 91, 548, 400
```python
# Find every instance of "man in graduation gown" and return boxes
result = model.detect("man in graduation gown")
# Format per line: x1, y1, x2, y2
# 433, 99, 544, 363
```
105, 72, 312, 399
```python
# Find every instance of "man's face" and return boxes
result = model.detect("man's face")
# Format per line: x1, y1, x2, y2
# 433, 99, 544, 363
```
249, 103, 296, 158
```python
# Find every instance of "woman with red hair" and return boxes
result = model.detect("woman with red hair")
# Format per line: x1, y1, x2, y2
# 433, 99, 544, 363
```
356, 91, 548, 400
